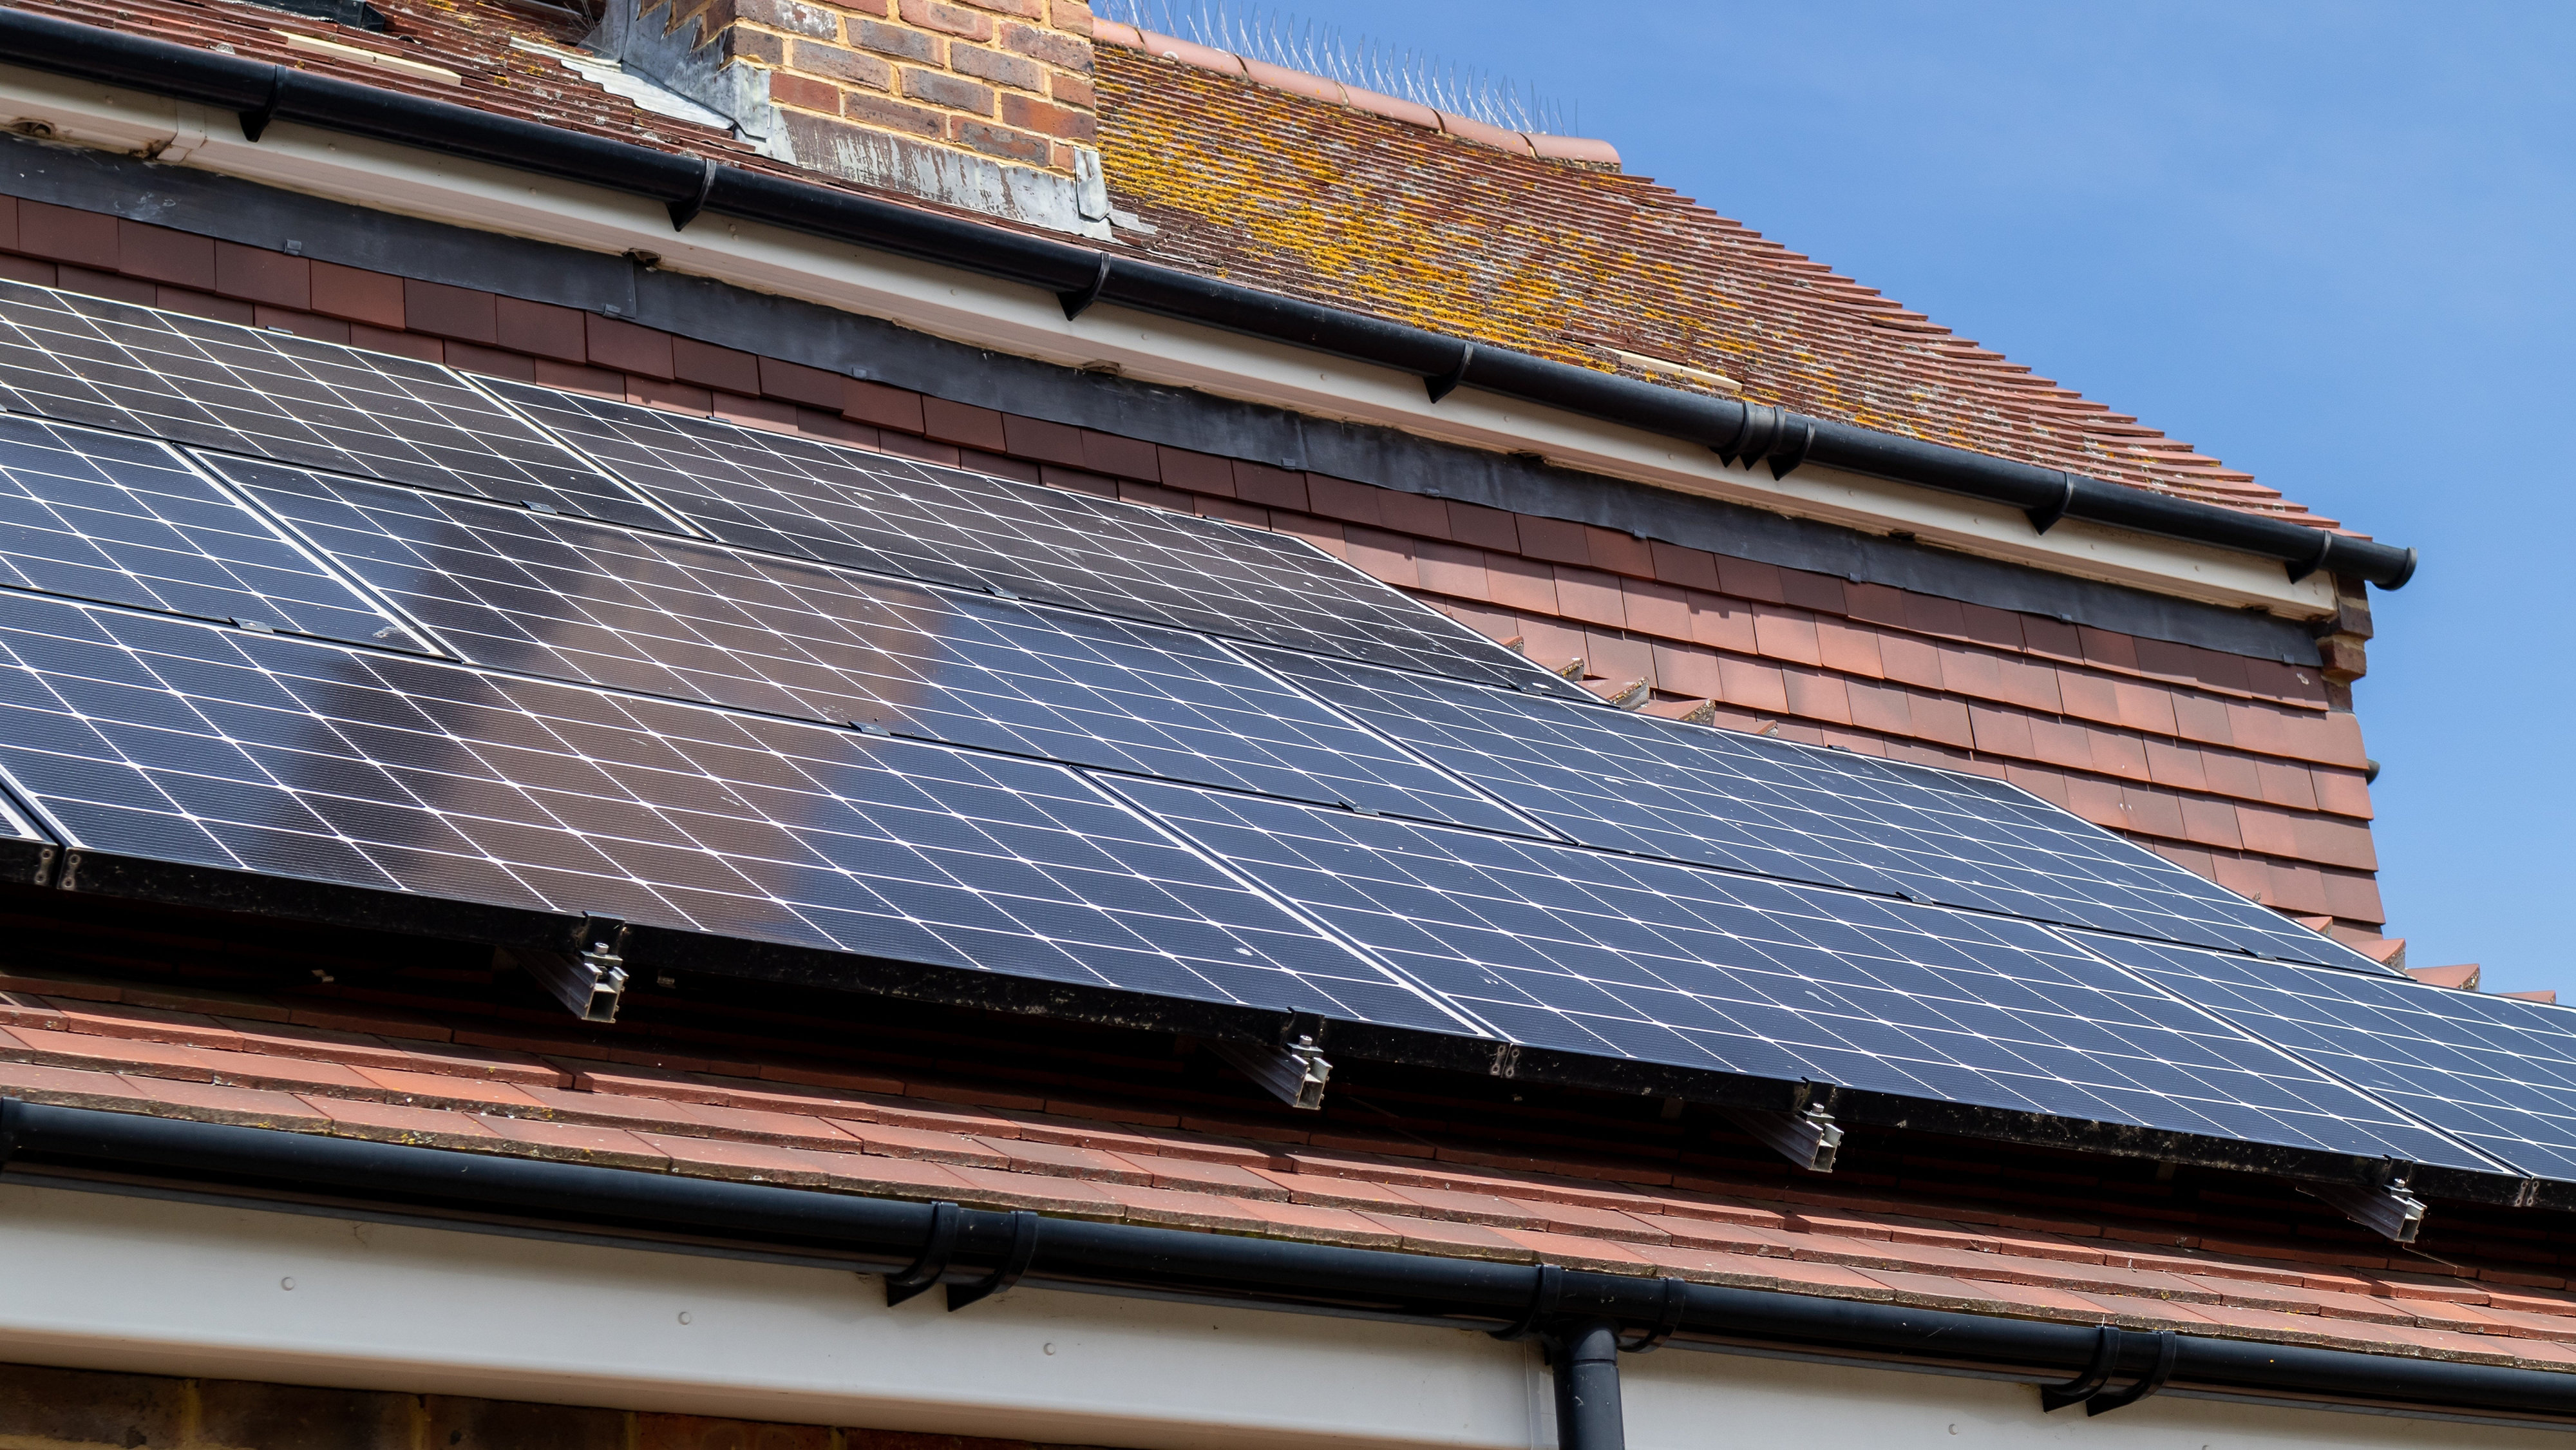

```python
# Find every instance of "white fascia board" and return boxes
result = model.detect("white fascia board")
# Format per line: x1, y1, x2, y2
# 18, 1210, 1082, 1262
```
0, 1181, 2563, 1450
0, 64, 2336, 620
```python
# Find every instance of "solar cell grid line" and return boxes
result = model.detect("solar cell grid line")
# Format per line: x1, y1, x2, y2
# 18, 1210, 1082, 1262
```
2072, 933, 2575, 1183
483, 378, 1577, 694
0, 412, 421, 650
0, 589, 1468, 1031
0, 279, 669, 529
1102, 776, 2486, 1170
1245, 646, 2389, 973
208, 456, 1533, 830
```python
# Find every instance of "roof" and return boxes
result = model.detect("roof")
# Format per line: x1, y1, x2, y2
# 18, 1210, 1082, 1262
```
1092, 37, 2335, 531
1, 0, 2342, 537
2, 959, 2571, 1375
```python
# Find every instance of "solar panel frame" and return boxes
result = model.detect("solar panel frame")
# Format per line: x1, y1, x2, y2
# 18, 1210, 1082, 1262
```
0, 412, 422, 649
1246, 647, 2392, 974
0, 589, 1473, 1036
1101, 775, 2490, 1176
2070, 933, 2568, 1193
207, 456, 1531, 830
484, 379, 1582, 695
0, 280, 670, 528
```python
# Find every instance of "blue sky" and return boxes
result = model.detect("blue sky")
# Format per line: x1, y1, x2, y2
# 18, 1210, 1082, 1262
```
1146, 0, 2576, 994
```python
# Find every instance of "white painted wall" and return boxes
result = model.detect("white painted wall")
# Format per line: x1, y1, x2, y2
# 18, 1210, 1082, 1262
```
0, 63, 2338, 620
0, 1181, 2549, 1448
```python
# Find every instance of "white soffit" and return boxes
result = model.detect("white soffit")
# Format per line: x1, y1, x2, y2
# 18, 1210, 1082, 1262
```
0, 1181, 2559, 1450
0, 64, 2336, 619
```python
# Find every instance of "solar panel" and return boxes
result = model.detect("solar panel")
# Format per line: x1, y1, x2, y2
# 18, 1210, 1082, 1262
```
208, 457, 1526, 828
0, 589, 1462, 1029
0, 280, 666, 528
1102, 776, 2481, 1167
485, 379, 1575, 694
2076, 933, 2562, 1179
0, 412, 417, 649
1248, 649, 2382, 973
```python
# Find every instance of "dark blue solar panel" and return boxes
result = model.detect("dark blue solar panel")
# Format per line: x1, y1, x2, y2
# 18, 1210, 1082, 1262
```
2076, 934, 2556, 1179
485, 379, 1577, 696
0, 589, 1463, 1029
1103, 776, 2483, 1167
0, 280, 666, 528
209, 457, 1522, 828
0, 412, 415, 649
1248, 649, 2383, 973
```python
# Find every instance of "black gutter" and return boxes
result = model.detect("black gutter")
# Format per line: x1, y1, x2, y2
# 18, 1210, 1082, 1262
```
0, 8, 2416, 591
3, 1101, 2566, 1431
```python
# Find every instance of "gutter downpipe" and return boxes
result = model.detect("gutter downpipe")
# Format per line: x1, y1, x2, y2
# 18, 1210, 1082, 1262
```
1, 1102, 2568, 1436
0, 9, 2418, 592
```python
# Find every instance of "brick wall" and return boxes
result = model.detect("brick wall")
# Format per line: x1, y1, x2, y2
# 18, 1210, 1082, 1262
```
615, 0, 1104, 232
0, 1360, 1112, 1450
0, 194, 2396, 943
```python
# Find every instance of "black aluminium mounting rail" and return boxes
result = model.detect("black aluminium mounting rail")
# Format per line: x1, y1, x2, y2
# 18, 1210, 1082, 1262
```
0, 10, 2418, 592
1, 1100, 2568, 1433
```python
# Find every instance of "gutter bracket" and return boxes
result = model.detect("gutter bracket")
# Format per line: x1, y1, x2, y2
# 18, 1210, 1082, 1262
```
1766, 418, 1814, 479
1058, 252, 1113, 320
2040, 1324, 2124, 1411
240, 64, 285, 142
2285, 529, 2338, 584
1425, 342, 1475, 403
885, 1200, 962, 1306
2297, 1162, 2426, 1243
2085, 1331, 2180, 1417
500, 913, 629, 1022
1719, 1103, 1842, 1173
1491, 1263, 1564, 1340
667, 157, 718, 233
2025, 472, 2079, 535
1616, 1277, 1689, 1353
946, 1208, 1039, 1312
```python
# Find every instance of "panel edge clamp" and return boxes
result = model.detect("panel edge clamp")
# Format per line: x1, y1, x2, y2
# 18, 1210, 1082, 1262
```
1719, 1096, 1842, 1174
2297, 1160, 2426, 1243
1209, 1014, 1331, 1110
501, 914, 631, 1024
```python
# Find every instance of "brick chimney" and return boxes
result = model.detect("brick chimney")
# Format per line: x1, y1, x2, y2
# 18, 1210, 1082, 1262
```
587, 0, 1108, 237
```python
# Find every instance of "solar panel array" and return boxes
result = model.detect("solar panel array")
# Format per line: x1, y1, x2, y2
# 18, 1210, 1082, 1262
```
486, 379, 1573, 694
0, 278, 2545, 1194
0, 280, 667, 528
1251, 649, 2381, 972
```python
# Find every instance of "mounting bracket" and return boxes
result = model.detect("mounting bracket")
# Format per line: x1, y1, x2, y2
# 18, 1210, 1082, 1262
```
2298, 1162, 2426, 1243
1720, 1103, 1842, 1173
1210, 1015, 1331, 1109
501, 914, 630, 1023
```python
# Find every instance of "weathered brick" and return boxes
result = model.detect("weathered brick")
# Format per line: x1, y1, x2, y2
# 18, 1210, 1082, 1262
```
792, 39, 895, 88
844, 91, 946, 137
1051, 69, 1096, 110
905, 66, 998, 112
900, 0, 994, 40
853, 15, 941, 61
196, 1379, 422, 1450
737, 0, 840, 38
1001, 18, 1090, 69
768, 69, 845, 113
999, 92, 1095, 140
0, 1362, 187, 1445
951, 41, 1046, 91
